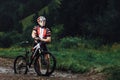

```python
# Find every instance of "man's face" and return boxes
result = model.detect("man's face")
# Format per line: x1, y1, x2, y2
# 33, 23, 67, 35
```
38, 20, 46, 27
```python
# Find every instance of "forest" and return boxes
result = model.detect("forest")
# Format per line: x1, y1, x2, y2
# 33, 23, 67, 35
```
0, 0, 120, 80
0, 0, 120, 47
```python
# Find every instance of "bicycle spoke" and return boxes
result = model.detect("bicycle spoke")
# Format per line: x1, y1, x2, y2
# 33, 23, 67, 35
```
34, 52, 56, 76
14, 56, 28, 74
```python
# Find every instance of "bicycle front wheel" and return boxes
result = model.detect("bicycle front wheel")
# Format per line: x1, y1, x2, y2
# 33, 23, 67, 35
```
14, 56, 28, 74
34, 52, 56, 76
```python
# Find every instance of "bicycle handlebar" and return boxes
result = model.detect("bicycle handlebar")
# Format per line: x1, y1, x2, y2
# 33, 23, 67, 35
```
18, 41, 30, 48
20, 41, 29, 44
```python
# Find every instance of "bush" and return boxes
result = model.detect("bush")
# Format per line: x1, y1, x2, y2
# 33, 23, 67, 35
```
104, 66, 120, 80
52, 24, 64, 40
59, 37, 103, 49
0, 31, 23, 48
0, 34, 13, 48
22, 25, 34, 43
60, 37, 80, 48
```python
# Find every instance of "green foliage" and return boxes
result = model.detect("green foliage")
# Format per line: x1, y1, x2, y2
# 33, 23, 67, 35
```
21, 14, 35, 30
60, 37, 80, 48
59, 37, 103, 49
0, 31, 23, 48
111, 43, 120, 52
0, 33, 13, 48
52, 24, 64, 40
22, 25, 34, 43
104, 66, 120, 80
38, 0, 61, 15
53, 45, 120, 73
0, 47, 25, 58
0, 0, 120, 43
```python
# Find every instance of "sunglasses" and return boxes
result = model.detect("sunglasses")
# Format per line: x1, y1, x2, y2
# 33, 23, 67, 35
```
37, 20, 46, 22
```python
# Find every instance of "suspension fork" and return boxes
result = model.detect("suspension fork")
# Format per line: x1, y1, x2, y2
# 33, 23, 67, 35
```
29, 49, 40, 68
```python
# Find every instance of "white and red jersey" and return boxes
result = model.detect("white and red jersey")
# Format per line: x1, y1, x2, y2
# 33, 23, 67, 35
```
33, 25, 51, 39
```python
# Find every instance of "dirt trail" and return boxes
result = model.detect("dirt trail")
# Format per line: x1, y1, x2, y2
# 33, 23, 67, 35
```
0, 57, 106, 80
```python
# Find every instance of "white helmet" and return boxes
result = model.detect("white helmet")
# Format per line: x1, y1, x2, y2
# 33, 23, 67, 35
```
37, 16, 46, 22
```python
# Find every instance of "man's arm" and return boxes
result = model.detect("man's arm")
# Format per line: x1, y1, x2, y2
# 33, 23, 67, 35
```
31, 30, 37, 39
41, 37, 51, 43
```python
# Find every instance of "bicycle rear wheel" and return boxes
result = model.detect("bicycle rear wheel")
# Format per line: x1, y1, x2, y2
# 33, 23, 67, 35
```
34, 52, 56, 76
14, 56, 28, 74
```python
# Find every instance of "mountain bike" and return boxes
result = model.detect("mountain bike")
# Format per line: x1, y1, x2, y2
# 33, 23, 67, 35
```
13, 41, 56, 76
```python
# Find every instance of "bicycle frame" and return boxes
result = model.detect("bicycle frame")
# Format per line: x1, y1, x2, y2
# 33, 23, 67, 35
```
27, 42, 42, 68
32, 42, 41, 57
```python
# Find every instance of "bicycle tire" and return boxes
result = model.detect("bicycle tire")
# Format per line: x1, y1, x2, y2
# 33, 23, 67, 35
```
34, 52, 56, 76
14, 56, 28, 74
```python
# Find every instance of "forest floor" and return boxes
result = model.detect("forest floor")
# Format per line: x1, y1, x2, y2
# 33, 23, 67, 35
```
0, 57, 107, 80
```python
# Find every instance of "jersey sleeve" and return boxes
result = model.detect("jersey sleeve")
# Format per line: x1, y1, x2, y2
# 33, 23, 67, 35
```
33, 26, 37, 31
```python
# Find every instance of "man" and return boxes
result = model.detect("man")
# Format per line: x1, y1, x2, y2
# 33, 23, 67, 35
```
31, 16, 51, 66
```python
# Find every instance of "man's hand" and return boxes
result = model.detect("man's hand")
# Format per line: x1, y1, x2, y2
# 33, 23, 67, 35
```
34, 37, 41, 41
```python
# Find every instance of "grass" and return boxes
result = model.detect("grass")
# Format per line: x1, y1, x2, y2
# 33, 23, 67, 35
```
0, 46, 119, 73
0, 47, 29, 58
53, 48, 120, 73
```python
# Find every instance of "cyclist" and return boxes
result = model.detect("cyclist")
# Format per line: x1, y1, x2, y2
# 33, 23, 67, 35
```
31, 16, 51, 64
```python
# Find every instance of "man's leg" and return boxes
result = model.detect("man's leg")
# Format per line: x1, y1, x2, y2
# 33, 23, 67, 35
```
45, 54, 50, 73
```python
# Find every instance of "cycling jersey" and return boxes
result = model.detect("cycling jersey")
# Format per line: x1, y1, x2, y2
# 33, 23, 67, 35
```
32, 25, 51, 51
33, 25, 51, 39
